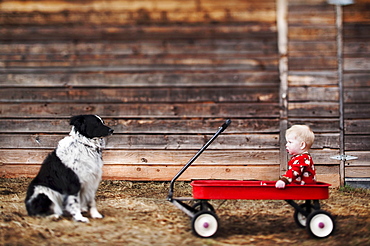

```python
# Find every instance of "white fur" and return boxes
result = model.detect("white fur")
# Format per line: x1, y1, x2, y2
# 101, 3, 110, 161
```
26, 127, 106, 222
26, 115, 112, 222
55, 127, 105, 221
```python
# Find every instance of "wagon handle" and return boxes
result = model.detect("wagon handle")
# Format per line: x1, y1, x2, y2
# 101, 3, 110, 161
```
167, 119, 231, 201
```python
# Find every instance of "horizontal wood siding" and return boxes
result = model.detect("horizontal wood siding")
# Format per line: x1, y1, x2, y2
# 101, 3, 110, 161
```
287, 0, 340, 186
343, 0, 370, 180
0, 0, 281, 181
1, 0, 368, 187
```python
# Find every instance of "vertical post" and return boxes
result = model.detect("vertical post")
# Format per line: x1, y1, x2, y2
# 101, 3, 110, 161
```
277, 0, 288, 176
328, 0, 354, 186
335, 5, 346, 187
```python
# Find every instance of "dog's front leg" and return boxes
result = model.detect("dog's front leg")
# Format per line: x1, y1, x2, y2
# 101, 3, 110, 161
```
64, 195, 89, 223
89, 199, 103, 219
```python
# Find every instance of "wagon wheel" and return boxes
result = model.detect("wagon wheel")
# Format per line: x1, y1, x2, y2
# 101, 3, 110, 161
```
192, 201, 215, 212
293, 203, 315, 228
191, 211, 219, 238
306, 210, 335, 238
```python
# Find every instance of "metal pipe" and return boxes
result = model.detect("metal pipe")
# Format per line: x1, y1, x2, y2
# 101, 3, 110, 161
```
167, 119, 231, 201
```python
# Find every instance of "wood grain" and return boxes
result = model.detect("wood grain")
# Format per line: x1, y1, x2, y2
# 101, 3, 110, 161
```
1, 0, 368, 184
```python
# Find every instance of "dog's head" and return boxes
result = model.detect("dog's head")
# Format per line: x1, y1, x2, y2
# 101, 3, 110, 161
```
70, 115, 114, 139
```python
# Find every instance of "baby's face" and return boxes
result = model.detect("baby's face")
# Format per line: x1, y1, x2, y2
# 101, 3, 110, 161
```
285, 134, 305, 155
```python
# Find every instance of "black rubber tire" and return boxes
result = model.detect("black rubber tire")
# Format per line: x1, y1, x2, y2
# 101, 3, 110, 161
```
293, 203, 314, 228
192, 201, 215, 212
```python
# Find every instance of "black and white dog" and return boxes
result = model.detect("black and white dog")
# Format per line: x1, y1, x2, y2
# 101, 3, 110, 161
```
25, 115, 113, 222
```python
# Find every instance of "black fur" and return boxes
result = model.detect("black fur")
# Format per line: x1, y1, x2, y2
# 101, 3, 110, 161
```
70, 115, 113, 139
25, 151, 81, 216
25, 115, 113, 222
26, 194, 53, 216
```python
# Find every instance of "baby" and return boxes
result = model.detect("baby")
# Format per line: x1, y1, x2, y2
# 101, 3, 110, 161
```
275, 125, 316, 189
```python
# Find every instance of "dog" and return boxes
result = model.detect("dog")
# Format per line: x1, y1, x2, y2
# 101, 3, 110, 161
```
25, 115, 113, 222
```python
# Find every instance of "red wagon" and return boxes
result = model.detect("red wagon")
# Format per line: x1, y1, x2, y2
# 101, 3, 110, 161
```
167, 120, 335, 238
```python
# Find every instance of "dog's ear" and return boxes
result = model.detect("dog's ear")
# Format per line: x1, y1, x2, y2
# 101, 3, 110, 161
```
70, 115, 86, 133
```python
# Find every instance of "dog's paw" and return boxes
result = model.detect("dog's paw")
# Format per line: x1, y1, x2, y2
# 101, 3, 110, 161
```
91, 213, 104, 219
90, 208, 104, 219
73, 215, 90, 223
47, 214, 62, 221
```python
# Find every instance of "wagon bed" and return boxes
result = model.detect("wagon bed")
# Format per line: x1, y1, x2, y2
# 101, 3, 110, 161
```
191, 180, 330, 200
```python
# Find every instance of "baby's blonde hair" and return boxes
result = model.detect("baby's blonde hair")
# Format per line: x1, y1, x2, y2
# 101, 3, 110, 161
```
286, 125, 315, 149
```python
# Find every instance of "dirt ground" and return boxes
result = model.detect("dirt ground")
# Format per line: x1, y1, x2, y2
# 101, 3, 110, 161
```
1, 178, 369, 246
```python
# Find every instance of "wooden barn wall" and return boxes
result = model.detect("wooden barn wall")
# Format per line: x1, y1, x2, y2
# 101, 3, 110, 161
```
0, 0, 282, 181
1, 0, 368, 187
342, 0, 370, 181
287, 0, 370, 187
287, 0, 340, 186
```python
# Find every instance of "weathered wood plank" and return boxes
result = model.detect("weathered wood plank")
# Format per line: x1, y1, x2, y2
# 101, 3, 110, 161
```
315, 165, 340, 187
0, 118, 280, 134
0, 0, 276, 12
0, 149, 339, 166
0, 163, 340, 186
345, 135, 370, 151
3, 3, 275, 14
0, 134, 280, 150
311, 149, 340, 165
288, 13, 334, 25
288, 87, 339, 102
344, 58, 370, 71
288, 0, 331, 6
0, 72, 280, 88
345, 166, 370, 178
344, 24, 370, 40
0, 40, 278, 56
344, 3, 370, 24
0, 149, 280, 165
0, 10, 276, 25
344, 88, 370, 103
1, 55, 278, 70
288, 2, 333, 10
288, 102, 339, 117
0, 0, 276, 24
0, 25, 277, 41
288, 57, 337, 70
0, 164, 281, 181
288, 26, 336, 41
0, 87, 279, 103
288, 41, 336, 56
344, 41, 370, 55
287, 119, 339, 133
1, 64, 278, 73
343, 73, 370, 87
0, 133, 339, 149
288, 71, 338, 86
105, 165, 273, 181
313, 134, 340, 149
345, 120, 370, 134
344, 103, 370, 118
0, 103, 281, 118
345, 151, 370, 166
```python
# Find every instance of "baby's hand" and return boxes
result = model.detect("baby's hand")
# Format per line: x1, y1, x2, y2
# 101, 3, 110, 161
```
275, 180, 286, 189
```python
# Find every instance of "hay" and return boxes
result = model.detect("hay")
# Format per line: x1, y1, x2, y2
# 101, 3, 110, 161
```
1, 178, 369, 245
